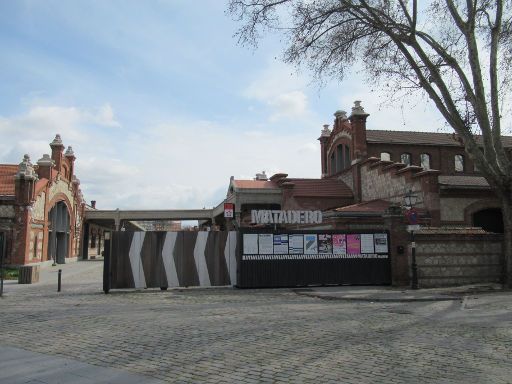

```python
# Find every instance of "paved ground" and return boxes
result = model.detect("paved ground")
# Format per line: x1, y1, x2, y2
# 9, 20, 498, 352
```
1, 260, 511, 383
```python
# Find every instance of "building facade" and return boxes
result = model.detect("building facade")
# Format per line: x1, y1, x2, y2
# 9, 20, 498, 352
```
0, 135, 87, 266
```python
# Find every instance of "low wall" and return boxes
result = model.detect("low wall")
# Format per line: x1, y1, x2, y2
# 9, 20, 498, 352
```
415, 231, 502, 287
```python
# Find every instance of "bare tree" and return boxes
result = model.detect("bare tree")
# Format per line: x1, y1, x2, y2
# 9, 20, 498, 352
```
228, 0, 512, 286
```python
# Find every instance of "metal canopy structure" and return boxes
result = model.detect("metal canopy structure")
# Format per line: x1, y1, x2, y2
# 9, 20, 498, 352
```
85, 209, 215, 230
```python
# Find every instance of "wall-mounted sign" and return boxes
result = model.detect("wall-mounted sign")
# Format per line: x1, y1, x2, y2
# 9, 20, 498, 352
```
251, 210, 322, 225
224, 203, 234, 218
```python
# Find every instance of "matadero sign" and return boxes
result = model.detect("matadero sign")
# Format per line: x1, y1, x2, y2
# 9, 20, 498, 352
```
251, 210, 323, 225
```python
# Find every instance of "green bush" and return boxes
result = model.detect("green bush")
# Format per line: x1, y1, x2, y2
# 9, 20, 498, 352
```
0, 268, 18, 280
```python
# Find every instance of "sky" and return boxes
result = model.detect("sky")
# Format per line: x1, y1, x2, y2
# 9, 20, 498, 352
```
0, 0, 448, 210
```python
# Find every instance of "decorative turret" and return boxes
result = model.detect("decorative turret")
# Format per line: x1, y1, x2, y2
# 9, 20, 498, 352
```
349, 100, 369, 160
36, 154, 54, 180
64, 146, 76, 179
50, 134, 65, 173
318, 124, 332, 178
15, 155, 37, 205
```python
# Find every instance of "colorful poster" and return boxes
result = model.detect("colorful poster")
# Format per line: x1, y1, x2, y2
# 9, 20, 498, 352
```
374, 233, 389, 253
360, 234, 375, 254
243, 234, 258, 254
258, 234, 274, 254
273, 234, 289, 254
332, 234, 347, 254
289, 234, 304, 254
318, 234, 332, 254
304, 234, 318, 254
346, 234, 361, 254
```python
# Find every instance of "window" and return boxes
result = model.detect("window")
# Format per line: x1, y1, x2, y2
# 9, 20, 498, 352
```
330, 152, 335, 175
344, 145, 351, 169
336, 145, 343, 172
455, 154, 464, 172
380, 152, 391, 161
400, 153, 411, 166
420, 153, 431, 170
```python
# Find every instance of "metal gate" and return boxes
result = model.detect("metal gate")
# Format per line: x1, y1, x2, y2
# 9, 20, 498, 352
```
104, 231, 238, 291
237, 229, 391, 288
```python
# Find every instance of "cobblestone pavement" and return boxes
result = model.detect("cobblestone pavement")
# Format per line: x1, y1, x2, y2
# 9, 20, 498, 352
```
1, 261, 511, 383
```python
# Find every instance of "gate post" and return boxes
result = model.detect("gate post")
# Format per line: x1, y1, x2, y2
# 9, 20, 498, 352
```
383, 208, 409, 286
103, 232, 111, 294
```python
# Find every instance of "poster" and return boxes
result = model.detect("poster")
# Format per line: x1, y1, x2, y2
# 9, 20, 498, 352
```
289, 234, 304, 254
332, 234, 347, 254
304, 234, 318, 254
318, 234, 332, 254
243, 234, 258, 254
346, 234, 361, 254
273, 234, 289, 254
258, 234, 274, 254
360, 234, 375, 254
374, 233, 389, 253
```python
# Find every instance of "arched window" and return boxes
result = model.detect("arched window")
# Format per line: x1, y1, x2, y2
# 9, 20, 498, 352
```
380, 152, 391, 161
344, 145, 351, 169
455, 154, 464, 172
330, 152, 335, 175
420, 153, 431, 170
336, 145, 343, 172
400, 153, 411, 166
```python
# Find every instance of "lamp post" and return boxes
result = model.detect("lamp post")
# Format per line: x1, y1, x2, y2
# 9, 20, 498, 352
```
404, 189, 419, 290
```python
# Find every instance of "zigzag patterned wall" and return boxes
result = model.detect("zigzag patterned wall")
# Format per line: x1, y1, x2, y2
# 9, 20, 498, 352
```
109, 231, 238, 289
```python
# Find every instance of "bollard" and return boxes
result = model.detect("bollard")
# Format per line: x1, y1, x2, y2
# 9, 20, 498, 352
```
58, 269, 62, 292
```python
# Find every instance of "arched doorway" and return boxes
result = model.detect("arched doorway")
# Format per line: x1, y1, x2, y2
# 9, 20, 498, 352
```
473, 208, 504, 233
47, 201, 70, 264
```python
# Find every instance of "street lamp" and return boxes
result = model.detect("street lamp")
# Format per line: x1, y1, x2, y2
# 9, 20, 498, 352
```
404, 189, 419, 290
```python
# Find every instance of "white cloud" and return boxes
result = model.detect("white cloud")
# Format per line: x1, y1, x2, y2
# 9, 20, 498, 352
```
0, 103, 121, 162
0, 104, 322, 210
244, 62, 311, 121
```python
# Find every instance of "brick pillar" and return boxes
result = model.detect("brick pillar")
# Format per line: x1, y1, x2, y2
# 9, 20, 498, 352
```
383, 209, 410, 286
50, 134, 65, 174
349, 101, 369, 160
318, 125, 331, 178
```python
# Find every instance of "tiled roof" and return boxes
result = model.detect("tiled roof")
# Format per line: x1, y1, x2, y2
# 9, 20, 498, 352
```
286, 178, 353, 198
0, 165, 17, 196
232, 180, 279, 189
334, 199, 390, 213
438, 175, 490, 188
366, 130, 512, 147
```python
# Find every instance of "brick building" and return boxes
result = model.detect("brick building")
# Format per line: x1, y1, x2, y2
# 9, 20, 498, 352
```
319, 101, 507, 232
0, 135, 87, 266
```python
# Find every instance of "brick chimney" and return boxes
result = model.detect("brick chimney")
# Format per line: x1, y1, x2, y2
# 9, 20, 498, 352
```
36, 154, 54, 180
318, 124, 331, 178
349, 101, 369, 159
91, 200, 96, 209
50, 134, 65, 173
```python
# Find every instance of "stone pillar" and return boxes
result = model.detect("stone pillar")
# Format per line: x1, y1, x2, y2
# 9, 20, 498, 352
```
383, 208, 410, 286
318, 124, 331, 178
36, 154, 54, 180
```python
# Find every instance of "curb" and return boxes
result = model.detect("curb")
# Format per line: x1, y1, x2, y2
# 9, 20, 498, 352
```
293, 290, 462, 302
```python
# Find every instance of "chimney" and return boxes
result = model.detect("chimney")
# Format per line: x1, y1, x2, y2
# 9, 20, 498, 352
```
36, 154, 54, 180
318, 124, 331, 178
91, 200, 96, 209
50, 134, 65, 173
255, 171, 268, 181
349, 101, 369, 159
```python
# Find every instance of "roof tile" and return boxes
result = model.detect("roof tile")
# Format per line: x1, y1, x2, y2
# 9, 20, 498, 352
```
0, 165, 17, 196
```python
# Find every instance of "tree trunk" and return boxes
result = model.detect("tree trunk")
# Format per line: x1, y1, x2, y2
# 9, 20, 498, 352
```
501, 195, 512, 288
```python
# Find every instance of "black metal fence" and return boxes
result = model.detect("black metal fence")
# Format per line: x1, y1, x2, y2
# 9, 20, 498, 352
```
237, 229, 391, 288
